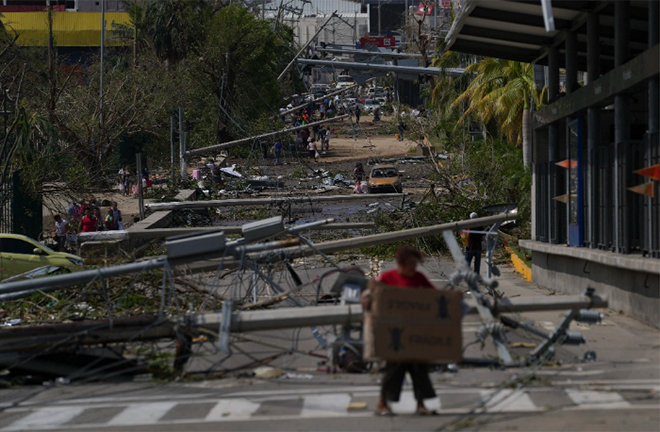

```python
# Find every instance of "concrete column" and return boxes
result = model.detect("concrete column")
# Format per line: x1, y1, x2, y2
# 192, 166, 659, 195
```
547, 46, 561, 243
586, 13, 600, 84
647, 0, 659, 255
613, 0, 631, 253
565, 31, 578, 93
548, 46, 560, 103
615, 1, 630, 66
586, 12, 601, 248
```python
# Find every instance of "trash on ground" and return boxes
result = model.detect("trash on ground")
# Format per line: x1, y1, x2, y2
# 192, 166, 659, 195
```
347, 402, 368, 410
253, 366, 284, 379
283, 372, 313, 380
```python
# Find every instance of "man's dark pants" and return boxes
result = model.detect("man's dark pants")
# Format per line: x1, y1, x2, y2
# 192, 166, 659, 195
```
465, 250, 481, 273
381, 362, 436, 402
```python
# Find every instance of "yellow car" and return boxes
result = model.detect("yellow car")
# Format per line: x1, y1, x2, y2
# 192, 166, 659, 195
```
368, 165, 403, 194
0, 234, 84, 279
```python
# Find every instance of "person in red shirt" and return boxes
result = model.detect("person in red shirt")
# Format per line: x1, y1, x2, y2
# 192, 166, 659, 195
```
78, 208, 97, 233
361, 245, 437, 416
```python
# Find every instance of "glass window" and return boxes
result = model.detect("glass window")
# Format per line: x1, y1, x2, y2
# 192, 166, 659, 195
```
0, 238, 39, 255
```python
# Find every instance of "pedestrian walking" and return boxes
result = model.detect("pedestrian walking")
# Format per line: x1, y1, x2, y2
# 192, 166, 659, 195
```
465, 212, 484, 274
93, 207, 104, 231
360, 246, 438, 416
78, 208, 97, 233
308, 140, 319, 162
355, 107, 361, 124
324, 128, 331, 150
275, 141, 282, 165
53, 215, 69, 252
111, 201, 123, 230
105, 209, 117, 230
353, 162, 365, 184
397, 120, 405, 140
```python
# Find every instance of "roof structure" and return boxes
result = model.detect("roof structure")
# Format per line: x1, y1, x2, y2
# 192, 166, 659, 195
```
444, 0, 651, 70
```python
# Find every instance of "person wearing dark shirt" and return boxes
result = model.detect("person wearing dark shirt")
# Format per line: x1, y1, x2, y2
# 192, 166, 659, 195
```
361, 245, 437, 416
465, 212, 484, 274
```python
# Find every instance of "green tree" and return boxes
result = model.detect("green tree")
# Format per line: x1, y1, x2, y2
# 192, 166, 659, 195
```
451, 58, 546, 159
192, 5, 291, 143
142, 0, 211, 67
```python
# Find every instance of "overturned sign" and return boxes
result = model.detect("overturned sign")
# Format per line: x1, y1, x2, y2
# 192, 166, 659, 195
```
363, 282, 462, 363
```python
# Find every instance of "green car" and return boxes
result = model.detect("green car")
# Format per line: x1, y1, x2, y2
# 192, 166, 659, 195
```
0, 234, 84, 279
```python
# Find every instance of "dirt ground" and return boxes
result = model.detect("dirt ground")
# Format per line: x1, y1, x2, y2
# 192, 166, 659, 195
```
42, 118, 429, 233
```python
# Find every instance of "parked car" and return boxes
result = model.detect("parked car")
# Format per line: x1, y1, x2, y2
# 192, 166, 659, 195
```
367, 86, 384, 96
336, 74, 357, 89
0, 234, 84, 279
361, 99, 381, 113
375, 96, 387, 105
311, 83, 329, 92
368, 165, 403, 194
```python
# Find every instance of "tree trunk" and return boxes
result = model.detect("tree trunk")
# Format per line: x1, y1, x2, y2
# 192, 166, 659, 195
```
522, 108, 532, 167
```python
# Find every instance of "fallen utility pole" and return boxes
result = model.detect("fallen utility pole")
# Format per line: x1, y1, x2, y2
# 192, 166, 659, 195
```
277, 11, 337, 81
273, 84, 358, 120
183, 212, 518, 273
186, 114, 349, 157
297, 59, 466, 76
77, 222, 376, 243
316, 47, 423, 59
0, 294, 608, 353
145, 193, 406, 211
128, 223, 376, 239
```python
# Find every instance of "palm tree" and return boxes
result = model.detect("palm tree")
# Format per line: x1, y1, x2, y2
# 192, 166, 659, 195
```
451, 58, 546, 165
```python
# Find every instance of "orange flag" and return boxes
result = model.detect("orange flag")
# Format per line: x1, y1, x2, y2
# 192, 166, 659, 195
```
627, 182, 655, 198
634, 164, 659, 181
553, 194, 571, 203
556, 159, 578, 169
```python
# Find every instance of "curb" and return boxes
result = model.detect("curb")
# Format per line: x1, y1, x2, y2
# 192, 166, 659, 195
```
505, 246, 532, 282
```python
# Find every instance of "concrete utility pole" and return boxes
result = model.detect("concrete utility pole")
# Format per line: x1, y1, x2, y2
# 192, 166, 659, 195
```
145, 193, 407, 211
179, 107, 187, 179
273, 84, 358, 120
277, 11, 337, 81
186, 115, 348, 157
100, 0, 105, 127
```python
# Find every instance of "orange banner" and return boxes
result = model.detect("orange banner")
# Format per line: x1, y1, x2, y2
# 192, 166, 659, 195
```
634, 164, 659, 181
627, 182, 655, 198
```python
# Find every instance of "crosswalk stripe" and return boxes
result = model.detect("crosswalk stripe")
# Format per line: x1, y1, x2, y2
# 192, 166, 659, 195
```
481, 390, 539, 412
301, 394, 352, 417
2, 406, 86, 431
390, 391, 441, 414
205, 398, 261, 420
565, 389, 632, 409
107, 403, 177, 426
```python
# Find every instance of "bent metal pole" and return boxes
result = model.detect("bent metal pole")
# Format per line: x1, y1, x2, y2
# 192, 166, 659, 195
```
186, 115, 349, 157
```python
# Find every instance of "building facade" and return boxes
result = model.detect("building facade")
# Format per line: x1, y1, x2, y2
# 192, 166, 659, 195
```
445, 0, 659, 327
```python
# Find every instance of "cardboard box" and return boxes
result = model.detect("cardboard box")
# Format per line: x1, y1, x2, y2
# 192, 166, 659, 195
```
363, 281, 463, 363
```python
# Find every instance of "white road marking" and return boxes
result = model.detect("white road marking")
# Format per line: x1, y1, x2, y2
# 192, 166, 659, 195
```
390, 390, 441, 414
2, 406, 86, 431
565, 389, 632, 409
301, 393, 352, 417
107, 402, 177, 426
0, 388, 655, 431
480, 390, 539, 413
205, 398, 260, 421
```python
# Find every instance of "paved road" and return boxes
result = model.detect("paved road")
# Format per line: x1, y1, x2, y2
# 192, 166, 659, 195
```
0, 259, 658, 431
0, 380, 658, 431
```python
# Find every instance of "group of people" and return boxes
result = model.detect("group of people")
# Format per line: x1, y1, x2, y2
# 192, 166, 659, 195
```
54, 201, 123, 251
118, 165, 150, 196
76, 200, 123, 234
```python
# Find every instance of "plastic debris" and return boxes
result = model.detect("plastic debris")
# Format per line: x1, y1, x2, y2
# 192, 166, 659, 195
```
347, 402, 368, 410
3, 319, 22, 327
283, 372, 313, 380
253, 366, 284, 379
